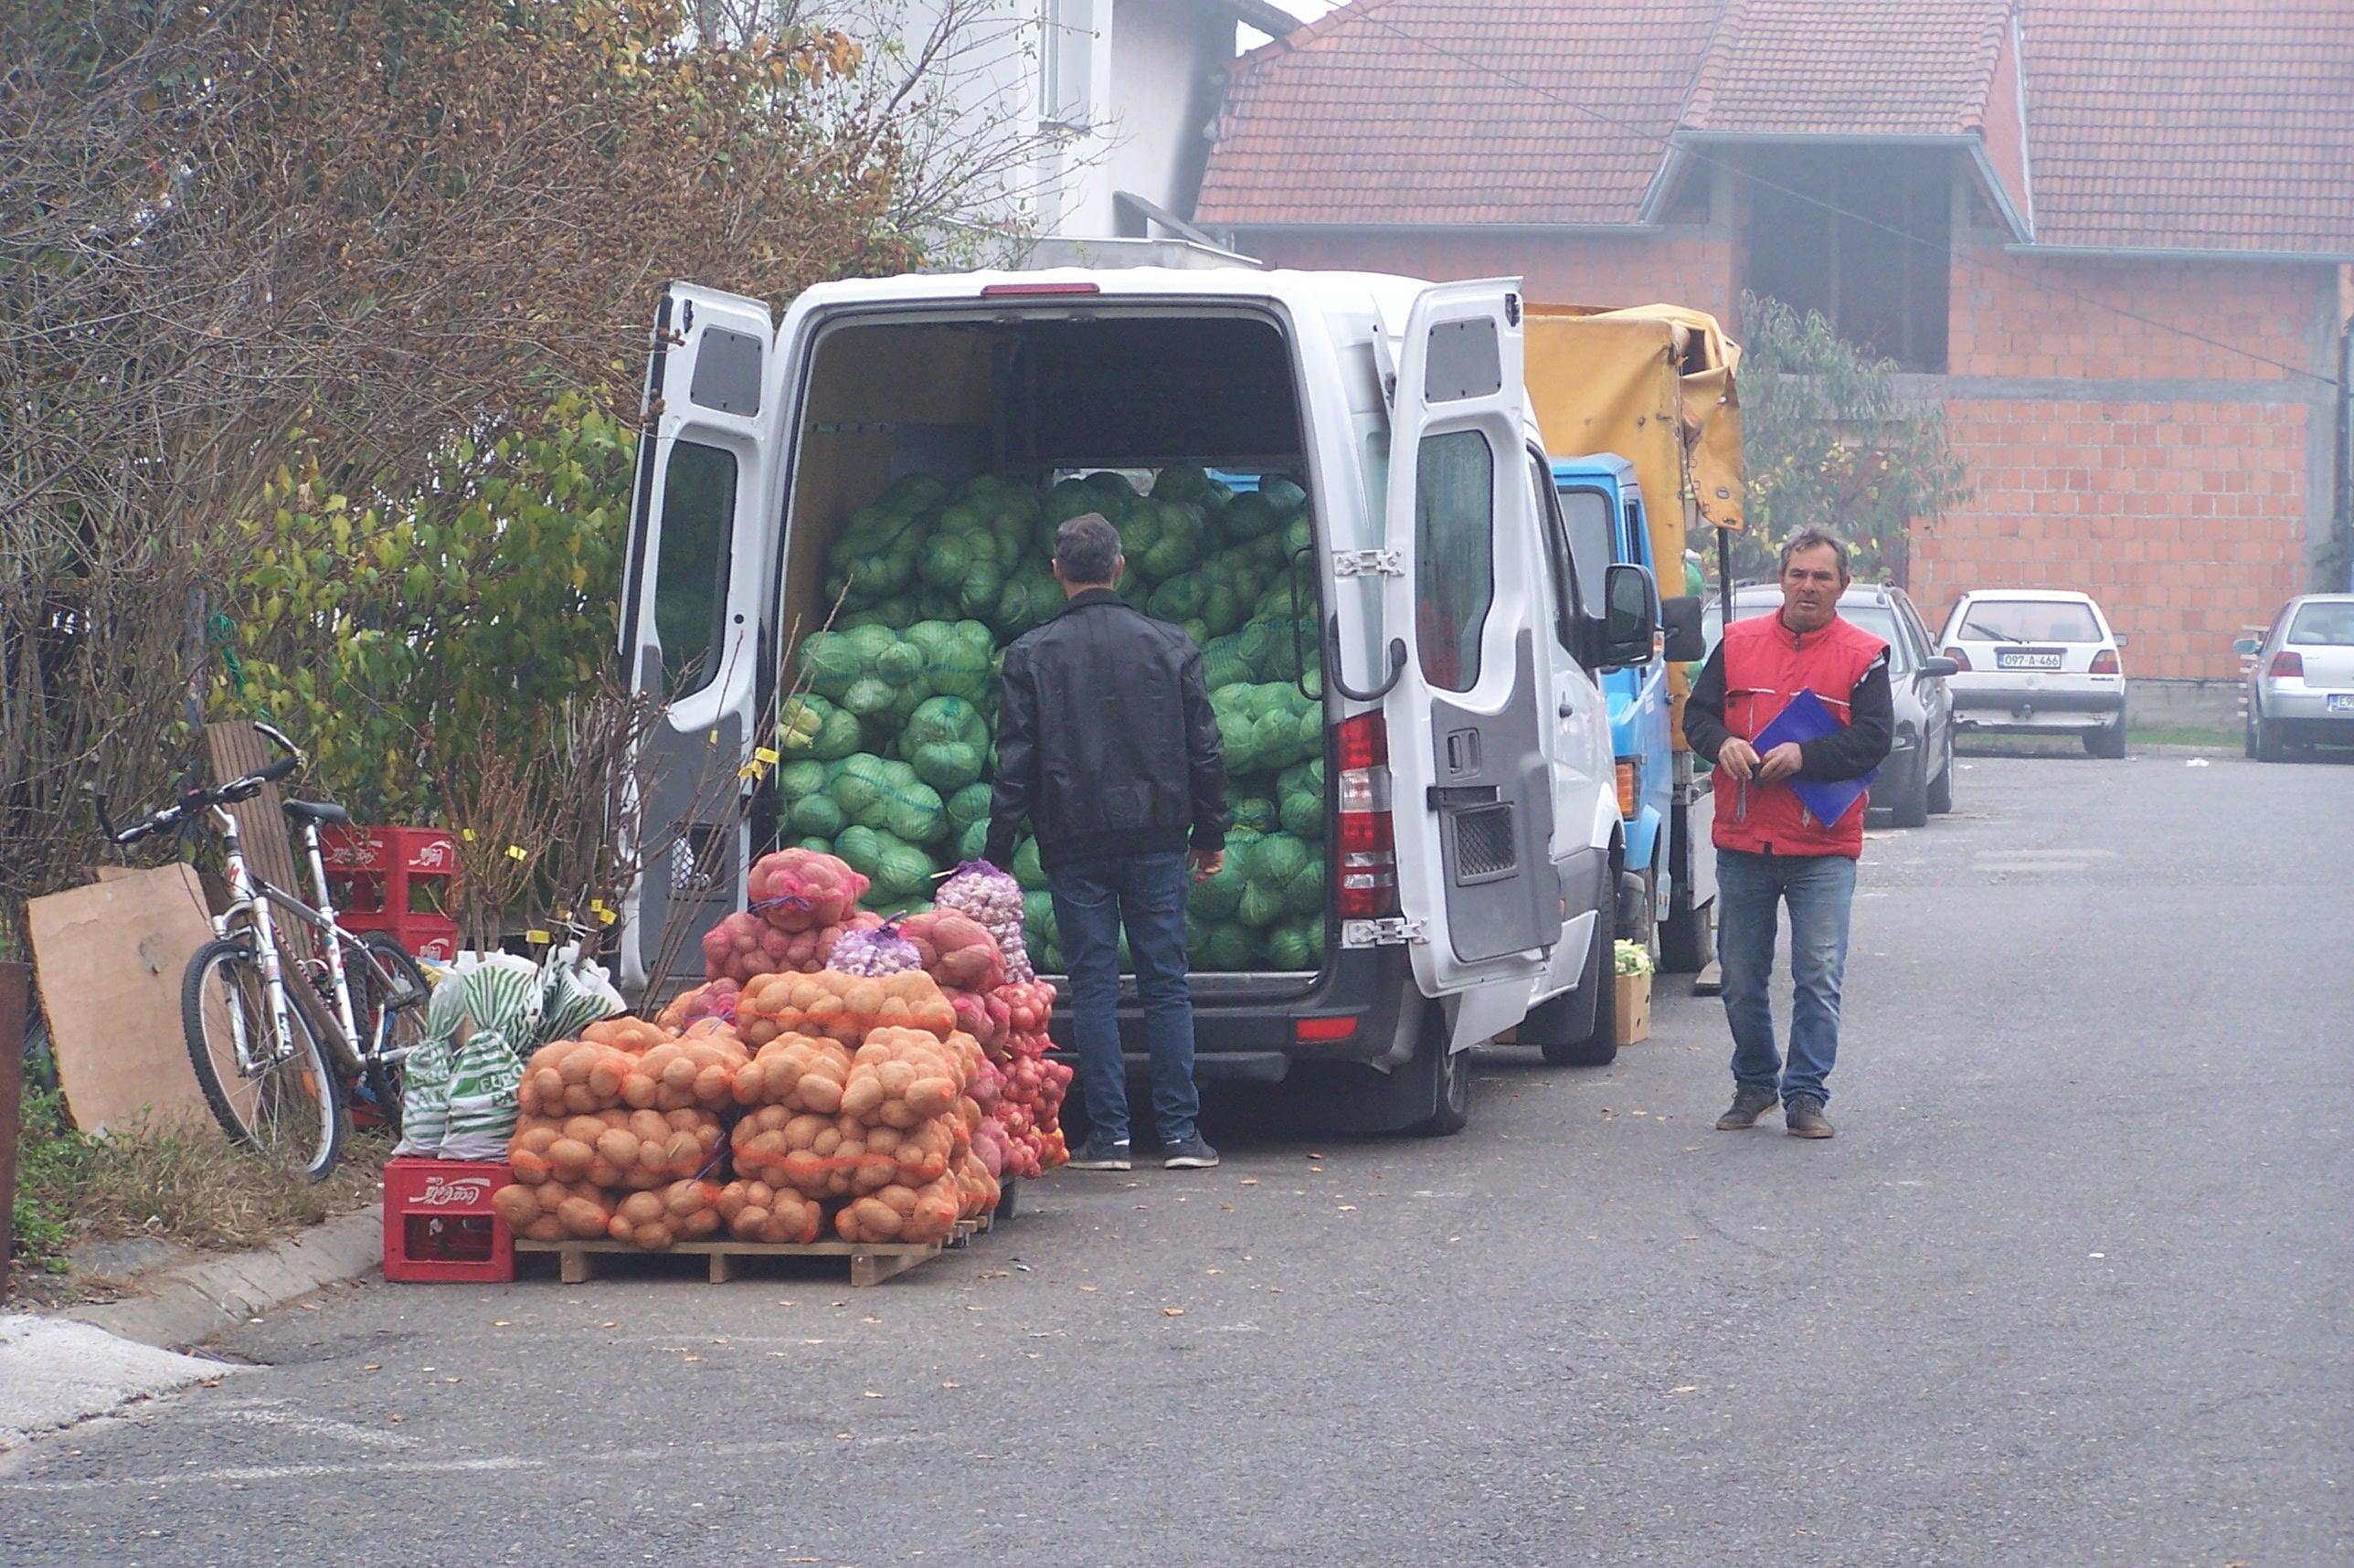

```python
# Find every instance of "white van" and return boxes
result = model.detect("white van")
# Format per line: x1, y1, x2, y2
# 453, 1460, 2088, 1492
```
617, 269, 1659, 1133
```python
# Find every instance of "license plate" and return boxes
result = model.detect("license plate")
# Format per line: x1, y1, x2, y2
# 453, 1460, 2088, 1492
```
1997, 649, 2064, 671
2329, 694, 2354, 713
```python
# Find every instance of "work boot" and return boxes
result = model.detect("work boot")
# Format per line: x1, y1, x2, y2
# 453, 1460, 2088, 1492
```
1784, 1097, 1835, 1139
1715, 1084, 1777, 1130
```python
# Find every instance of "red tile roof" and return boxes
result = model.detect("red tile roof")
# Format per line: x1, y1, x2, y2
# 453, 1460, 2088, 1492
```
1196, 0, 2354, 257
2020, 0, 2354, 252
1681, 0, 2010, 138
1197, 0, 1725, 228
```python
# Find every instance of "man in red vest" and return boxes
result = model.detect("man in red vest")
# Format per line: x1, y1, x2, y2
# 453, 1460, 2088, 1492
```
1683, 529, 1893, 1139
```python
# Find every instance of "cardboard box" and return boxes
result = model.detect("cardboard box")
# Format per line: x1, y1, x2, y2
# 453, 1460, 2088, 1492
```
1614, 970, 1652, 1047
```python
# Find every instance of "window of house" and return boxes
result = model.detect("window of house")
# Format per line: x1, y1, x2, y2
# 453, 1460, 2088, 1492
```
1744, 145, 1951, 372
1415, 429, 1495, 692
1041, 0, 1094, 129
652, 440, 737, 694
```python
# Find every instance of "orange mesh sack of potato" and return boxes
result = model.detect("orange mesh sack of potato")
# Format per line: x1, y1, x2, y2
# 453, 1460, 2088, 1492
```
836, 1176, 961, 1245
606, 1179, 724, 1250
619, 1024, 748, 1112
491, 1178, 614, 1242
582, 1016, 669, 1054
729, 1032, 853, 1113
729, 1107, 868, 1199
838, 1026, 977, 1129
716, 1179, 824, 1245
735, 969, 956, 1050
515, 1038, 634, 1118
508, 1107, 724, 1190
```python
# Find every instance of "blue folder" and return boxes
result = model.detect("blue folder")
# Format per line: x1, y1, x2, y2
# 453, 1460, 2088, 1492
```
1751, 687, 1878, 826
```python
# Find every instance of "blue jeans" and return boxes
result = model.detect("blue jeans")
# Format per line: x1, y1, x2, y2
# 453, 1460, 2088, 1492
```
1046, 851, 1200, 1148
1716, 848, 1858, 1107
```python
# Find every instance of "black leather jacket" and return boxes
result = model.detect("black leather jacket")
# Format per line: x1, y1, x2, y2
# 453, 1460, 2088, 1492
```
984, 588, 1230, 870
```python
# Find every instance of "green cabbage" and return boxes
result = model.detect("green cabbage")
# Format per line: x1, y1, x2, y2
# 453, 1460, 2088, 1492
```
790, 792, 846, 839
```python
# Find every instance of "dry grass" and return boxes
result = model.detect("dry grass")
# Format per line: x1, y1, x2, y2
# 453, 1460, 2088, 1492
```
15, 1087, 387, 1263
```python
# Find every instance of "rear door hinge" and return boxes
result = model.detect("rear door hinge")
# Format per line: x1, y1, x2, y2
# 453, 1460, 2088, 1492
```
1342, 916, 1427, 947
1331, 549, 1405, 578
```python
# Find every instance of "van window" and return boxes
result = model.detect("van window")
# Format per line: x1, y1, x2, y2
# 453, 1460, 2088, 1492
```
652, 440, 737, 693
1528, 453, 1578, 651
1557, 487, 1613, 613
1414, 429, 1494, 692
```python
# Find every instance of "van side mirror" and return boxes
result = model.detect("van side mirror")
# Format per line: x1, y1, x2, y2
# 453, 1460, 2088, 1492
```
1922, 656, 1960, 679
1659, 595, 1706, 663
1598, 562, 1658, 669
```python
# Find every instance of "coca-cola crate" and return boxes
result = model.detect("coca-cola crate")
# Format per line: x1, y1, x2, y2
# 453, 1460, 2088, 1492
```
321, 826, 460, 962
382, 1158, 514, 1283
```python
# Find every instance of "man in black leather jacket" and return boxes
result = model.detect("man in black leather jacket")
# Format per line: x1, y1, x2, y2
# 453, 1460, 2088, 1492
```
985, 513, 1230, 1171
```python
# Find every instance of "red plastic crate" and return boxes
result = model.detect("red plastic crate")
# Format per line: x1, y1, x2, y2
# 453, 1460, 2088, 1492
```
322, 826, 461, 962
382, 1158, 514, 1283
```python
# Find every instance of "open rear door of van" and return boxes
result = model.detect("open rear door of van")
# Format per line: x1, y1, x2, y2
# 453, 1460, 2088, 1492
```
1377, 281, 1561, 1047
617, 284, 776, 992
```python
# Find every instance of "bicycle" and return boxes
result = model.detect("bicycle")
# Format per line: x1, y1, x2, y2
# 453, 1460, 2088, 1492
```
98, 725, 431, 1181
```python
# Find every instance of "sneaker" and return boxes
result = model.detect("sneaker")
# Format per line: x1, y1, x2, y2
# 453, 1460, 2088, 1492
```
1066, 1137, 1132, 1171
1715, 1084, 1777, 1130
1162, 1136, 1221, 1170
1784, 1097, 1835, 1139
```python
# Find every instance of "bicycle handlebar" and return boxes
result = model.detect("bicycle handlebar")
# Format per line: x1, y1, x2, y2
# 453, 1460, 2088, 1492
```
98, 753, 303, 846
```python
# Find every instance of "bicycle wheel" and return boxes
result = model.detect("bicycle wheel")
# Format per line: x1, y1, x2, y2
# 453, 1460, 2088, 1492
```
182, 938, 345, 1181
349, 933, 431, 1132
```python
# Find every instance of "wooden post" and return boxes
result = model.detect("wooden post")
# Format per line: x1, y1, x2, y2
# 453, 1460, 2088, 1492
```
0, 959, 31, 1298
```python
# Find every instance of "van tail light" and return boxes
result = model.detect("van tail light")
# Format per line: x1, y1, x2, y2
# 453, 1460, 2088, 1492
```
1615, 758, 1639, 818
1334, 712, 1397, 920
2089, 650, 2122, 675
2269, 651, 2305, 679
1293, 1015, 1359, 1044
980, 281, 1101, 297
1944, 646, 1972, 672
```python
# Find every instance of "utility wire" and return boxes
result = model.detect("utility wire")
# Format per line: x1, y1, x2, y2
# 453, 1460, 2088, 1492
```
1316, 7, 2345, 390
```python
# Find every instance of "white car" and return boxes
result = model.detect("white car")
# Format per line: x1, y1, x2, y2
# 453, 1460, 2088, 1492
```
2240, 593, 2354, 761
1936, 588, 2128, 758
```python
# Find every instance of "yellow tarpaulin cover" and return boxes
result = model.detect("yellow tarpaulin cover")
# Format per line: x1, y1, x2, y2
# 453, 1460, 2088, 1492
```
1523, 302, 1745, 751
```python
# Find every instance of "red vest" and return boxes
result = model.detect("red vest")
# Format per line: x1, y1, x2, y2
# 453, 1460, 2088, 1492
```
1712, 610, 1889, 859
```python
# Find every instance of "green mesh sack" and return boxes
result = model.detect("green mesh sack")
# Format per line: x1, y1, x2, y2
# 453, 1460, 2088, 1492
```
790, 792, 846, 839
933, 621, 998, 701
902, 694, 984, 754
1148, 574, 1208, 623
844, 622, 896, 667
1283, 853, 1325, 916
884, 473, 949, 514
1217, 492, 1277, 543
841, 674, 896, 717
1189, 854, 1247, 921
830, 753, 894, 818
798, 835, 836, 854
1261, 477, 1306, 514
798, 632, 862, 697
1237, 881, 1288, 930
909, 741, 981, 793
1231, 794, 1278, 835
1278, 758, 1324, 839
779, 758, 831, 800
778, 693, 826, 754
1214, 704, 1258, 777
1139, 503, 1208, 580
875, 762, 947, 845
1199, 580, 1248, 639
815, 705, 864, 759
875, 837, 937, 902
1207, 922, 1257, 971
918, 532, 973, 590
1153, 463, 1210, 501
1235, 617, 1284, 675
875, 636, 925, 685
1113, 503, 1164, 568
1202, 634, 1252, 693
1023, 887, 1055, 939
946, 781, 994, 833
1186, 908, 1213, 963
957, 818, 990, 862
1250, 832, 1311, 890
834, 823, 886, 879
992, 568, 1060, 639
957, 561, 1004, 620
1267, 918, 1321, 971
1283, 510, 1313, 557
1013, 837, 1045, 892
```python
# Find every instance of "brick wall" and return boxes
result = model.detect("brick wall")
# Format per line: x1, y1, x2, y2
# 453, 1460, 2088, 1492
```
1916, 399, 2314, 678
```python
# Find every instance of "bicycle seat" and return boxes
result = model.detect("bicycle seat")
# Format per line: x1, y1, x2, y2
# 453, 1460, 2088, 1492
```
281, 798, 352, 827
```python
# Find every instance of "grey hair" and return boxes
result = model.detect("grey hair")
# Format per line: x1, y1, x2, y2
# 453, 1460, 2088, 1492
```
1780, 526, 1852, 579
1054, 513, 1122, 586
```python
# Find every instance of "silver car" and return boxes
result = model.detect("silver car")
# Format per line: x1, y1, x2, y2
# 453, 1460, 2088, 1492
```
2240, 594, 2354, 761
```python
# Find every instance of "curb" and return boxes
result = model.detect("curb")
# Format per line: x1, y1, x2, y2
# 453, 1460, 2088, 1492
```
62, 1208, 381, 1351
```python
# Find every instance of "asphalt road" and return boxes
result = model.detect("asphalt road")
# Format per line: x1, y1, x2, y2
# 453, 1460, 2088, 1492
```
5, 749, 2348, 1567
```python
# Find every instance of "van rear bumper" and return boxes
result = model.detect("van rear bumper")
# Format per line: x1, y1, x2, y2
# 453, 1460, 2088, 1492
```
1044, 944, 1419, 1080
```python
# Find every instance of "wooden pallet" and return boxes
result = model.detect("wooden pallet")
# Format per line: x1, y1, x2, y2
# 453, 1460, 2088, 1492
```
515, 1210, 993, 1287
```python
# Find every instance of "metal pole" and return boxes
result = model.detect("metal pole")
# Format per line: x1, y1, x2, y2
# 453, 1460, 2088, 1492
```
0, 960, 30, 1298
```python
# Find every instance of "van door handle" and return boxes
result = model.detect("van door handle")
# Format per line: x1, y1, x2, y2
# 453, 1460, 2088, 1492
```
1557, 699, 1576, 717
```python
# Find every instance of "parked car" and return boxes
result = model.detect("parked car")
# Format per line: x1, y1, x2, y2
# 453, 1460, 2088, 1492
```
1705, 581, 1959, 827
1936, 588, 2128, 758
2238, 594, 2354, 761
